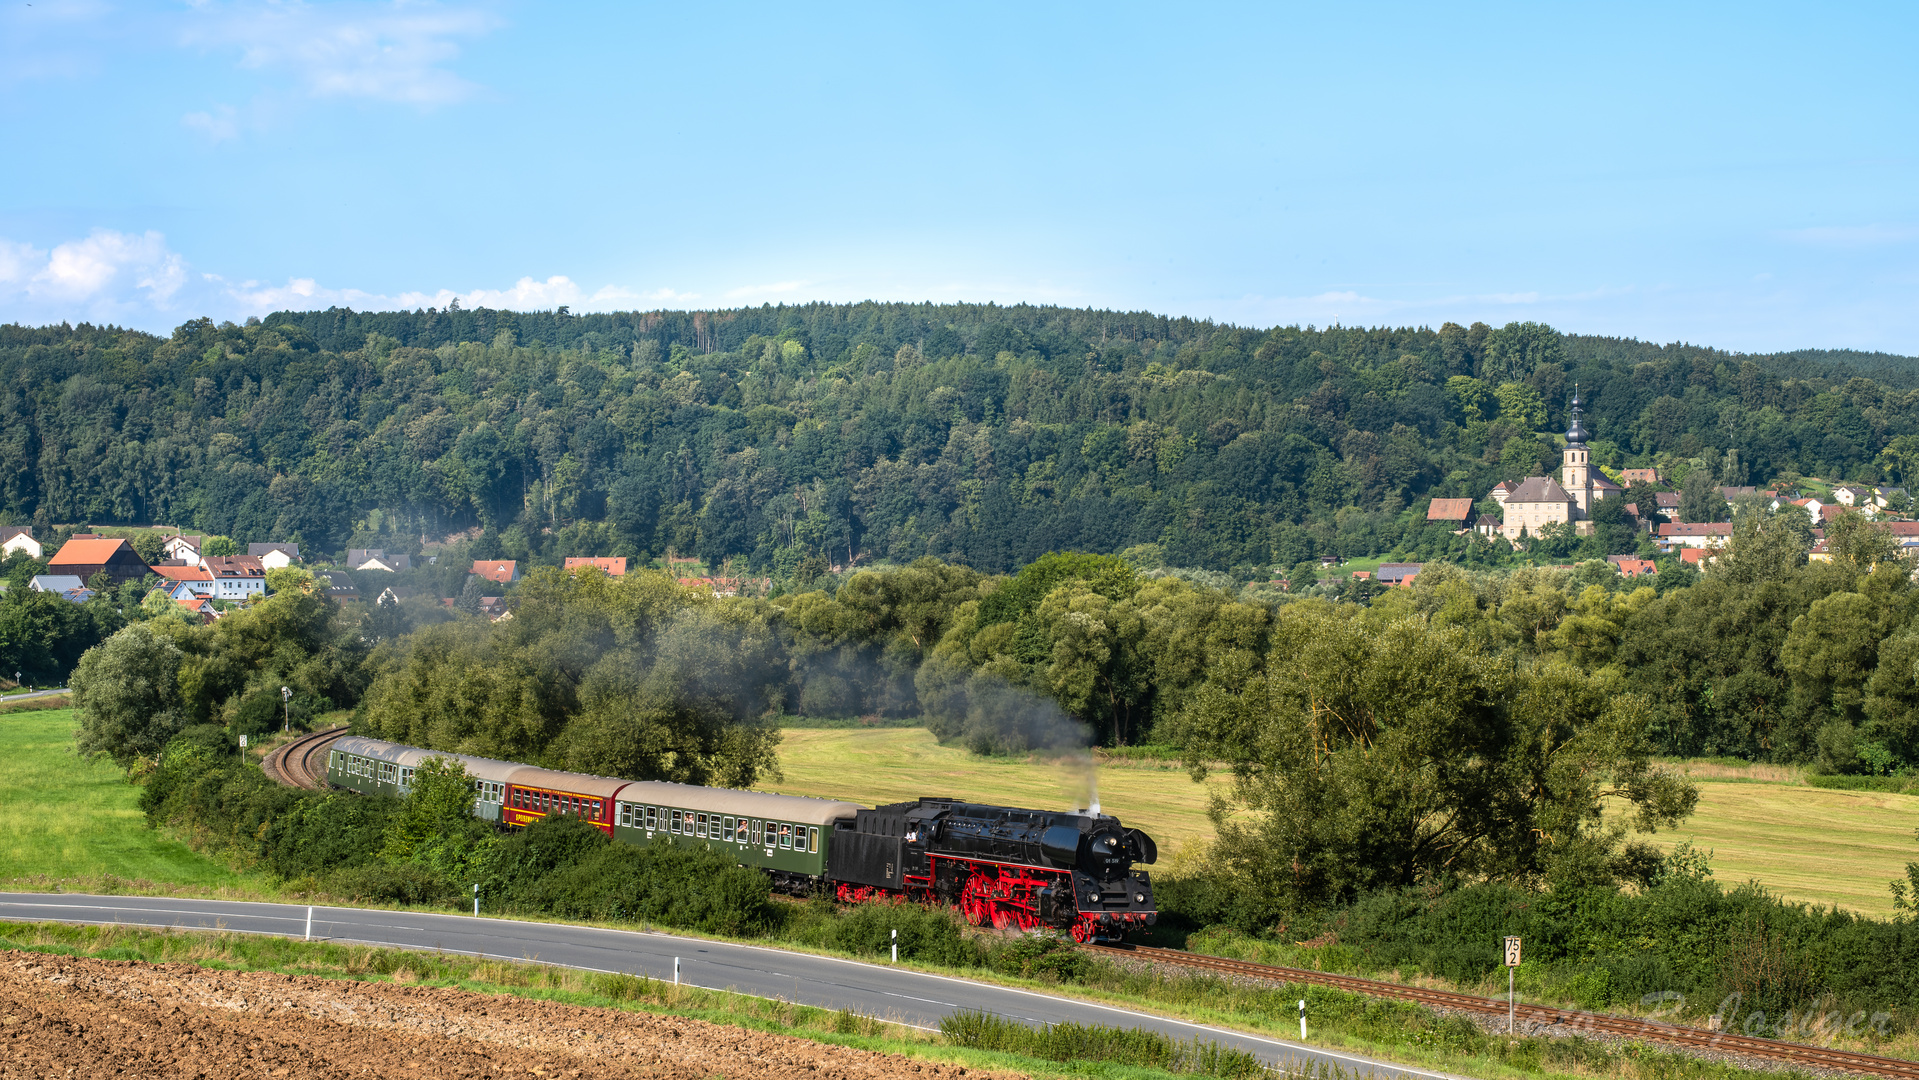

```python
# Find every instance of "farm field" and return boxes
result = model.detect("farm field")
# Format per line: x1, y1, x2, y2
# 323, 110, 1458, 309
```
0, 708, 242, 888
769, 726, 1224, 851
1631, 773, 1919, 916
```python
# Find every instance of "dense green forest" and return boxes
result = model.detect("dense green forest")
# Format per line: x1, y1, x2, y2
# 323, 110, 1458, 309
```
4, 305, 1918, 574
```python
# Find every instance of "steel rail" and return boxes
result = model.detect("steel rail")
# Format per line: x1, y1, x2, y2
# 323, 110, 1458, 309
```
1087, 944, 1919, 1079
260, 725, 348, 790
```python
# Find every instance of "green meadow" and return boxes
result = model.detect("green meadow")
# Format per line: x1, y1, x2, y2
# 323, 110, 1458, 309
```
0, 708, 242, 889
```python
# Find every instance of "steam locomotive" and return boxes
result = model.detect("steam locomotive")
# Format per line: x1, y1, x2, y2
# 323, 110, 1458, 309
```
328, 737, 1158, 942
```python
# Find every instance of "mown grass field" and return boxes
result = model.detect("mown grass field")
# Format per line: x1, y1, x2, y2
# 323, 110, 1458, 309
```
769, 726, 1225, 851
1638, 776, 1919, 917
0, 708, 241, 888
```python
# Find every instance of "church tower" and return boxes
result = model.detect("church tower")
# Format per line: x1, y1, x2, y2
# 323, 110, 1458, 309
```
1561, 386, 1593, 517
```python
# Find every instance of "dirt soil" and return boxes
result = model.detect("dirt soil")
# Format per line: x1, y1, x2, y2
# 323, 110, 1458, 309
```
0, 952, 1008, 1080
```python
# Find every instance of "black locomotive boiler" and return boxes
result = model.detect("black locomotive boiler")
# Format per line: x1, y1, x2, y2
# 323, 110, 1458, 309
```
827, 797, 1158, 942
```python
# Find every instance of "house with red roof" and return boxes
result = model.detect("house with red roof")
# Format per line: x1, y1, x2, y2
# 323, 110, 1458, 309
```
1425, 498, 1476, 530
564, 557, 627, 577
47, 537, 150, 587
471, 560, 520, 584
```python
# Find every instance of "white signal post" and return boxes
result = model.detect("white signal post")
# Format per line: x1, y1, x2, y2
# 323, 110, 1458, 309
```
1504, 936, 1522, 1034
281, 686, 292, 733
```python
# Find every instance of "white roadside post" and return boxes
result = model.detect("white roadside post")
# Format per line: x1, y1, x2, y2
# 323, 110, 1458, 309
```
891, 928, 898, 963
1298, 999, 1307, 1040
305, 906, 312, 941
674, 957, 681, 985
472, 883, 479, 917
1504, 935, 1523, 1035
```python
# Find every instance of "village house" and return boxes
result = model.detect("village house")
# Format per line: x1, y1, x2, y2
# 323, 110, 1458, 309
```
48, 537, 150, 587
1425, 498, 1475, 531
201, 556, 268, 601
162, 535, 205, 566
29, 575, 91, 602
563, 557, 628, 576
349, 548, 412, 572
151, 564, 215, 598
1607, 555, 1658, 578
1619, 468, 1665, 485
1658, 522, 1735, 550
1832, 485, 1874, 508
249, 543, 300, 569
1376, 563, 1422, 587
0, 526, 41, 560
471, 560, 520, 584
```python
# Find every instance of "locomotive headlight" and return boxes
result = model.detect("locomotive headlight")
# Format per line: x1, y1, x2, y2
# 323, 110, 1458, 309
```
1087, 893, 1100, 903
1136, 893, 1146, 903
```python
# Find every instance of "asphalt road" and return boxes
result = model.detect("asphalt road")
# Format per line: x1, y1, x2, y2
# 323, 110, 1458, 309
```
0, 893, 1459, 1079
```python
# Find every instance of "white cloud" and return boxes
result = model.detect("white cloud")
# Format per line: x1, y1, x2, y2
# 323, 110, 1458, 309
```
0, 230, 191, 325
183, 1, 499, 108
0, 240, 43, 286
182, 105, 240, 141
23, 230, 185, 302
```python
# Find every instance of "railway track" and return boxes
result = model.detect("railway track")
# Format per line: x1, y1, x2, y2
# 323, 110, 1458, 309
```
260, 725, 348, 790
1087, 943, 1919, 1078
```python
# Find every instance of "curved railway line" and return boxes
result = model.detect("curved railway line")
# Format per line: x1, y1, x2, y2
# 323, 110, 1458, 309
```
1089, 943, 1919, 1078
254, 740, 1916, 1075
260, 725, 348, 790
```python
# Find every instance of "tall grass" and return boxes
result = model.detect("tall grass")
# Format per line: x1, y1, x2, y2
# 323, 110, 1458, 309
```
940, 1010, 1266, 1078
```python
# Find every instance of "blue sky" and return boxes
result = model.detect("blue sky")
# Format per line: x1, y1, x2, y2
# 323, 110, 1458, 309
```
3, 1, 1916, 353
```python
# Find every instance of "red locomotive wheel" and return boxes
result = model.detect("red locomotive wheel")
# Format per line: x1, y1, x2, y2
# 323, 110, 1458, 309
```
959, 873, 996, 927
1070, 916, 1098, 943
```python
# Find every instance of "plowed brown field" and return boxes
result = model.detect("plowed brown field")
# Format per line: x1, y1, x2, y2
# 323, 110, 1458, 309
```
0, 952, 1010, 1080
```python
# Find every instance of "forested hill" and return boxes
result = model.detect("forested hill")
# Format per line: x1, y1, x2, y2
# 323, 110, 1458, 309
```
2, 304, 1917, 572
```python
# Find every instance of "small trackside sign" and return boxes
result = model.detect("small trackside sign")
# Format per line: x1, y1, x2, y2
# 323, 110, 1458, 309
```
1504, 935, 1522, 967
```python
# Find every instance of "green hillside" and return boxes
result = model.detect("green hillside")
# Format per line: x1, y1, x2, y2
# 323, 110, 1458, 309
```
3, 306, 1915, 577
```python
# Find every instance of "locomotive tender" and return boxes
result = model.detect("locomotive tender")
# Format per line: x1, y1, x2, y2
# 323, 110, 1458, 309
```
327, 736, 1157, 941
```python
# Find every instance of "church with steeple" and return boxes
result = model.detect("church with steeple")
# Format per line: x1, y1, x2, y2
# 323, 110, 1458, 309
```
1491, 386, 1622, 542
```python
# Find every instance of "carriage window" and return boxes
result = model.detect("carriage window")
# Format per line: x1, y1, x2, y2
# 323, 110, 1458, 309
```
724, 816, 735, 840
810, 827, 819, 853
752, 820, 764, 845
670, 810, 681, 834
779, 824, 792, 849
696, 812, 708, 838
646, 806, 658, 830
